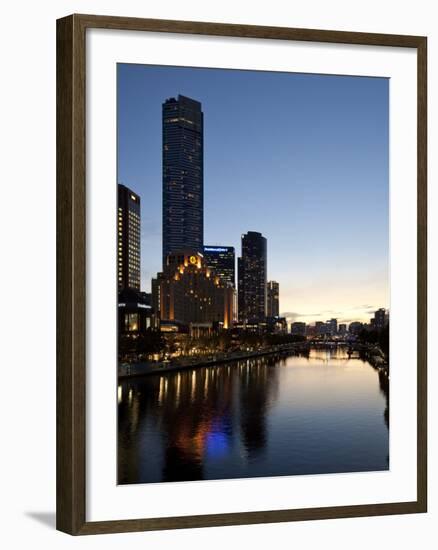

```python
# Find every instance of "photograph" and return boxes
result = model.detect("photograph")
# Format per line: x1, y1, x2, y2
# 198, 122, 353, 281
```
116, 64, 390, 485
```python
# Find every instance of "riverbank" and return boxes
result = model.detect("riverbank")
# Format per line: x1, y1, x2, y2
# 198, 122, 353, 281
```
118, 341, 389, 379
118, 342, 307, 379
360, 345, 389, 378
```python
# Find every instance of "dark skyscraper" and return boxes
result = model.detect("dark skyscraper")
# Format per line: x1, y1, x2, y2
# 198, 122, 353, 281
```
118, 184, 141, 291
374, 308, 387, 330
203, 246, 235, 288
326, 318, 338, 336
291, 322, 306, 336
162, 95, 204, 266
267, 280, 280, 317
238, 231, 267, 322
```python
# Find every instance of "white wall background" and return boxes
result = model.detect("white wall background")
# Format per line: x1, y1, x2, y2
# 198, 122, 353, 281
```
0, 0, 435, 548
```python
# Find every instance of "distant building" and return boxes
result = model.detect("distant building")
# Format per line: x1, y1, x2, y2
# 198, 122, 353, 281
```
338, 323, 347, 336
315, 321, 326, 336
373, 308, 387, 331
327, 318, 338, 336
162, 95, 204, 266
267, 281, 280, 317
238, 231, 267, 322
349, 321, 364, 335
291, 322, 306, 337
202, 246, 235, 288
117, 184, 141, 291
154, 251, 234, 329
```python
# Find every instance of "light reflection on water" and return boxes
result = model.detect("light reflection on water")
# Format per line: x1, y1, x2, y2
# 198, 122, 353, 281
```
118, 348, 389, 484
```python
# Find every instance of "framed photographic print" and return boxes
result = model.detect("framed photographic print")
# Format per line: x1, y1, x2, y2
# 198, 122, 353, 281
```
56, 14, 427, 535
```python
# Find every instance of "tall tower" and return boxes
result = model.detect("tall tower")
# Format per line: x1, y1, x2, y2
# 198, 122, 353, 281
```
267, 281, 280, 317
238, 231, 267, 322
374, 308, 387, 330
117, 184, 141, 291
162, 95, 204, 266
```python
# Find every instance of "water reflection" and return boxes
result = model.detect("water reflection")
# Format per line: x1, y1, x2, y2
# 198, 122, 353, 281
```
378, 368, 389, 429
118, 349, 389, 484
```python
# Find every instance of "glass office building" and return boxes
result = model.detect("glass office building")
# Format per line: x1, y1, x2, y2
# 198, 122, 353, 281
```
162, 95, 204, 266
238, 231, 267, 322
203, 246, 235, 288
117, 183, 141, 291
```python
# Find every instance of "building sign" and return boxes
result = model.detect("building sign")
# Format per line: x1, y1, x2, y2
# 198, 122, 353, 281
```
204, 247, 229, 253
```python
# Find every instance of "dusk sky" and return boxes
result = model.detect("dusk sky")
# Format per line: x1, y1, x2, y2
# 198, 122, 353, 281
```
117, 64, 389, 325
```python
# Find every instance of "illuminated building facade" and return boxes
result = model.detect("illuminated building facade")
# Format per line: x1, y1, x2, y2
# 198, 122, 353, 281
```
118, 184, 141, 290
238, 231, 267, 322
162, 95, 204, 266
156, 251, 234, 328
202, 246, 235, 288
267, 280, 280, 317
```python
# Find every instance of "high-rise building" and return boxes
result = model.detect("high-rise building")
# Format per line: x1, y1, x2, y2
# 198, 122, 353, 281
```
267, 281, 280, 317
162, 95, 204, 266
291, 322, 306, 337
349, 321, 364, 335
202, 246, 235, 288
118, 184, 141, 291
238, 231, 267, 322
373, 308, 387, 330
315, 321, 326, 336
151, 273, 163, 319
327, 318, 338, 336
156, 251, 234, 328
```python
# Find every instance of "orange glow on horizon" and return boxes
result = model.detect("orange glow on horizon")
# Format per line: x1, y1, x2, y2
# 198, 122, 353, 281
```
278, 273, 389, 325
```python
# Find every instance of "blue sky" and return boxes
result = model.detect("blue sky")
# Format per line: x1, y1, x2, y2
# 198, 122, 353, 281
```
118, 64, 389, 324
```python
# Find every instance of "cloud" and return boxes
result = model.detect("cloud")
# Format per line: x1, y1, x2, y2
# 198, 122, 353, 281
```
281, 311, 319, 322
281, 308, 376, 325
282, 309, 346, 319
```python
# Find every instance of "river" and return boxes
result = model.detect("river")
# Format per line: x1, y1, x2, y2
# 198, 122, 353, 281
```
118, 347, 389, 484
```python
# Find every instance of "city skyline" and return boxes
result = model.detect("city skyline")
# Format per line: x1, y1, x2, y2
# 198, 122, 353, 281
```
118, 64, 389, 324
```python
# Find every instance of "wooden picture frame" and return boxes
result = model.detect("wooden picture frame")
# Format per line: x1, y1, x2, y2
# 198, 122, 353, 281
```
56, 13, 427, 535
